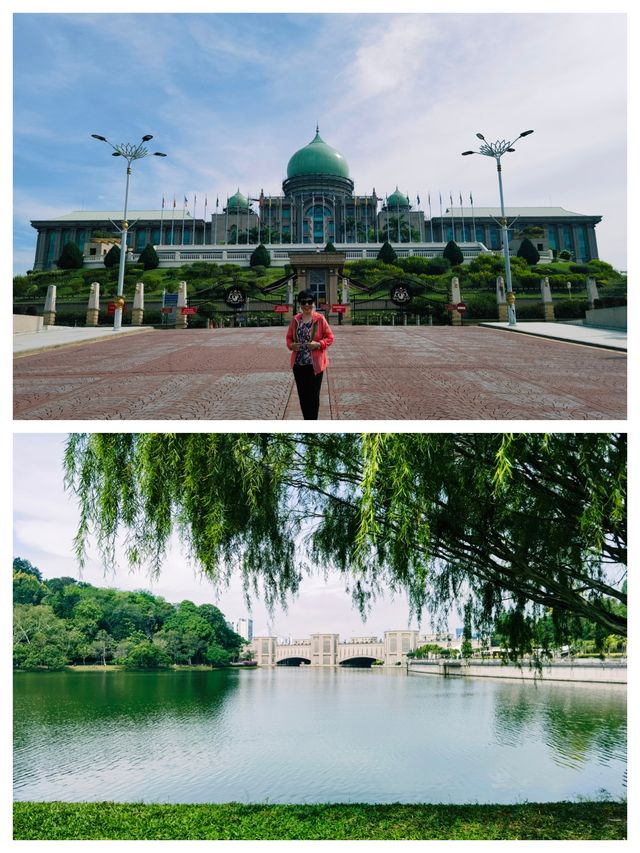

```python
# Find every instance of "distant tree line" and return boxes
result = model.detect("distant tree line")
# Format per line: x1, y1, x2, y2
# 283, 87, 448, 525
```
13, 557, 248, 671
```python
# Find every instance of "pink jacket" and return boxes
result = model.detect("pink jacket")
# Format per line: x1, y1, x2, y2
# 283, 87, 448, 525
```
286, 311, 335, 375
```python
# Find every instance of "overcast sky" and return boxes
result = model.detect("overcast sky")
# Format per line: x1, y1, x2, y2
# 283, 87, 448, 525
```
13, 433, 435, 639
12, 8, 627, 274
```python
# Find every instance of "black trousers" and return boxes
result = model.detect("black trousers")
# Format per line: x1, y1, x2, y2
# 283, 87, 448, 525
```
292, 364, 324, 420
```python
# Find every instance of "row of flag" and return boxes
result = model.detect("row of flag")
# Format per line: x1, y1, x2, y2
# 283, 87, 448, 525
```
159, 192, 477, 214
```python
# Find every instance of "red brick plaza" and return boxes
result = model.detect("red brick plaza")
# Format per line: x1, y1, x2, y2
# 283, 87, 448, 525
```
13, 326, 626, 420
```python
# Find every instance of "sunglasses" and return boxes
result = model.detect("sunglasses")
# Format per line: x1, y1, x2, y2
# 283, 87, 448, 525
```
300, 299, 314, 306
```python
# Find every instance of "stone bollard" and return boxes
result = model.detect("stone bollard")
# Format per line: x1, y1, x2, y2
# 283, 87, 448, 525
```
496, 276, 508, 322
541, 276, 555, 321
132, 282, 144, 326
586, 276, 600, 309
450, 276, 462, 326
43, 284, 57, 326
85, 282, 100, 326
176, 280, 188, 329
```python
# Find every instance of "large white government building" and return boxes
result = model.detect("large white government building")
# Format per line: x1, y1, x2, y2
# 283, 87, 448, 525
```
30, 128, 602, 272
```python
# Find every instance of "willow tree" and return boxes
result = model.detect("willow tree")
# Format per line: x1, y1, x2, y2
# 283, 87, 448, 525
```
64, 433, 626, 653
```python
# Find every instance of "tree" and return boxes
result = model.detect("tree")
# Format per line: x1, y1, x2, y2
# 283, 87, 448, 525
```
249, 244, 271, 268
63, 433, 626, 655
13, 604, 70, 669
104, 245, 121, 269
377, 241, 397, 264
443, 240, 463, 266
517, 238, 540, 266
204, 641, 232, 667
14, 558, 43, 581
13, 571, 45, 605
324, 241, 337, 253
122, 639, 170, 669
57, 241, 84, 270
138, 243, 160, 270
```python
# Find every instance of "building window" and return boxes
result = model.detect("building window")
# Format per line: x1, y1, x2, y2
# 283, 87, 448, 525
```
577, 226, 588, 261
46, 232, 57, 268
77, 230, 86, 251
562, 225, 573, 253
547, 225, 558, 250
489, 226, 500, 250
151, 228, 160, 244
136, 230, 146, 252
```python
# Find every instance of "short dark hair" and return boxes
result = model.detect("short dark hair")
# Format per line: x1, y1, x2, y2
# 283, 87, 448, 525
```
297, 289, 314, 302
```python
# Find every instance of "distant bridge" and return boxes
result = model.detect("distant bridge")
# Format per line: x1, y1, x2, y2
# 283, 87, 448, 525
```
250, 631, 424, 667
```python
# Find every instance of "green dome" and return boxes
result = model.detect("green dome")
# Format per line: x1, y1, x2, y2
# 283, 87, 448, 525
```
388, 187, 409, 208
228, 189, 249, 210
287, 130, 350, 179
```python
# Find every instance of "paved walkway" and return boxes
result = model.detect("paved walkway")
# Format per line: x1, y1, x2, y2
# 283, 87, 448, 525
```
13, 325, 151, 356
14, 325, 626, 420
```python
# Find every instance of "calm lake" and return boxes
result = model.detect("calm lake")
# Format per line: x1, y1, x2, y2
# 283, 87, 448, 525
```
13, 668, 626, 804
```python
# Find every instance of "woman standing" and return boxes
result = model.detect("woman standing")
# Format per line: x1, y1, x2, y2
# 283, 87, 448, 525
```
285, 290, 334, 419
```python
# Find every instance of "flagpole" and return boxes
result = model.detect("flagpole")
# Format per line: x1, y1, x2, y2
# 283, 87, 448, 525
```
159, 196, 165, 246
460, 192, 466, 242
171, 195, 176, 245
449, 192, 455, 241
192, 194, 197, 245
225, 197, 228, 245
365, 194, 369, 244
470, 192, 476, 242
439, 192, 443, 242
203, 196, 208, 245
181, 196, 187, 244
428, 192, 434, 242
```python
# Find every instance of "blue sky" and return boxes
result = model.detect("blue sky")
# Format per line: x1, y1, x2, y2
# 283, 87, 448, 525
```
13, 434, 424, 639
13, 10, 627, 274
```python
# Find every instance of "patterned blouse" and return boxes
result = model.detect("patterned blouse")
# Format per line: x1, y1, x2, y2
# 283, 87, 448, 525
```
294, 319, 314, 366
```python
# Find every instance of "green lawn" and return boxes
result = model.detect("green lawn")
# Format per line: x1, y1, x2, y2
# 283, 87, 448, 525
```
13, 801, 626, 840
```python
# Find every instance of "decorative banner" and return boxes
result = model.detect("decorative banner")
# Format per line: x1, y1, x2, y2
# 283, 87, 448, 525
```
224, 286, 246, 308
161, 307, 174, 314
331, 304, 347, 313
274, 305, 290, 313
106, 301, 125, 316
181, 306, 198, 315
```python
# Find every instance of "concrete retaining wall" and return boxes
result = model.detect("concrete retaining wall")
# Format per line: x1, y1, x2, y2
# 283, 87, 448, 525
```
584, 306, 627, 329
408, 659, 626, 684
14, 314, 43, 333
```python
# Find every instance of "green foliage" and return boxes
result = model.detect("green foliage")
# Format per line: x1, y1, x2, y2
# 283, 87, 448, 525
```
13, 801, 628, 841
396, 256, 451, 276
63, 434, 626, 657
13, 604, 70, 669
324, 241, 337, 253
517, 238, 540, 266
138, 244, 160, 270
56, 241, 84, 270
122, 639, 171, 669
204, 641, 232, 667
377, 241, 397, 264
104, 245, 121, 269
442, 240, 463, 267
249, 244, 271, 268
12, 559, 244, 669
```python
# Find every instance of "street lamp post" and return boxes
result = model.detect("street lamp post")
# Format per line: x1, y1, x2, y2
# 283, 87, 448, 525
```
462, 130, 534, 326
91, 134, 167, 331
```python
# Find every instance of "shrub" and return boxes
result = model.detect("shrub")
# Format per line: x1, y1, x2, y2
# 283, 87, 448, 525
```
104, 245, 121, 269
517, 238, 540, 266
56, 241, 84, 270
443, 240, 463, 266
122, 640, 170, 670
377, 241, 397, 264
249, 243, 271, 268
324, 241, 337, 253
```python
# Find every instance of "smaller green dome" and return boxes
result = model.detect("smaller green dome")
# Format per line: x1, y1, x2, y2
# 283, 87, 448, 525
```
387, 187, 409, 208
228, 189, 249, 210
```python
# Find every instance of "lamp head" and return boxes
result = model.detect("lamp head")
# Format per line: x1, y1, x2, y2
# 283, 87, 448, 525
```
461, 151, 474, 156
519, 129, 534, 137
141, 134, 153, 142
112, 152, 121, 157
153, 152, 167, 157
91, 134, 107, 141
476, 133, 485, 140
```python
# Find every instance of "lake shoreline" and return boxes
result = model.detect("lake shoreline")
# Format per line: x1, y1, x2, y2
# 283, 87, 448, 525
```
13, 801, 627, 840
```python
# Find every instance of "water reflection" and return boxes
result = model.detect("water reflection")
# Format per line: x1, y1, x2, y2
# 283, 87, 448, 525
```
493, 681, 626, 771
14, 669, 626, 804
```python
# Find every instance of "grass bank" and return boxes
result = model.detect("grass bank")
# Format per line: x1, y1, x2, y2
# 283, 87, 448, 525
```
13, 801, 626, 840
